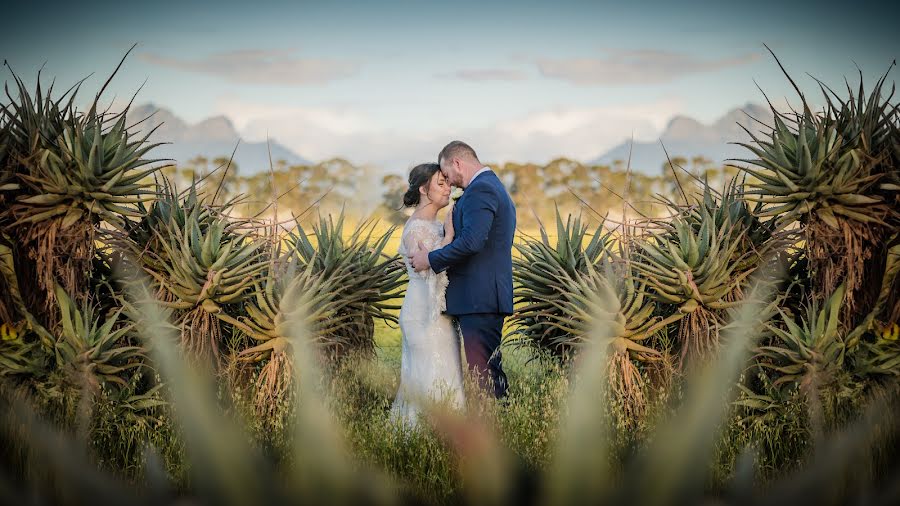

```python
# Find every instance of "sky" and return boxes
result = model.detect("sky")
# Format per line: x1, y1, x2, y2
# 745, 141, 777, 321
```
2, 0, 898, 170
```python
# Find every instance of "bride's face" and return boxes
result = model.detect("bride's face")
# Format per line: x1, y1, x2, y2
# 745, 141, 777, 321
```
423, 170, 452, 209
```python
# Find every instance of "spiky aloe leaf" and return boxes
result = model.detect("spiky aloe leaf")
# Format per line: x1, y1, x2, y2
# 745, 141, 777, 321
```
514, 239, 676, 422
230, 256, 356, 359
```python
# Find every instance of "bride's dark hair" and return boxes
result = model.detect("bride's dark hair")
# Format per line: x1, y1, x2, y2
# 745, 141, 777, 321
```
402, 163, 441, 208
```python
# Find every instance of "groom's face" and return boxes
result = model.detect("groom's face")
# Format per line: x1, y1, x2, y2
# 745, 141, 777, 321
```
440, 158, 464, 188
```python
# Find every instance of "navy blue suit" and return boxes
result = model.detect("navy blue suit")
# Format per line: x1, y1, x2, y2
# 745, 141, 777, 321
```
429, 170, 515, 398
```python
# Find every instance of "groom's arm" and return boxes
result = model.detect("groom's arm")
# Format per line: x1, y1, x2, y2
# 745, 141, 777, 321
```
428, 184, 498, 274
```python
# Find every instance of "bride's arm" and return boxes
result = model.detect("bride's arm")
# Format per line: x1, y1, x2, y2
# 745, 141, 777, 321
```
441, 201, 455, 247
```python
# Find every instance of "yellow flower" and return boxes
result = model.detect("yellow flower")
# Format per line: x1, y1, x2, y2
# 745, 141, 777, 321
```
1, 322, 20, 341
883, 323, 899, 341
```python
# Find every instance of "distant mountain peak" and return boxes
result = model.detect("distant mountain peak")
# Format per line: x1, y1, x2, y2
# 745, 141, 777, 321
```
740, 101, 771, 117
664, 115, 706, 140
187, 115, 238, 142
589, 102, 774, 174
126, 103, 309, 173
199, 114, 235, 128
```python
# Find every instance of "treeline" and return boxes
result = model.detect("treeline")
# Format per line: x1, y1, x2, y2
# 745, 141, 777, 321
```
158, 156, 379, 222
381, 156, 741, 227
161, 154, 740, 228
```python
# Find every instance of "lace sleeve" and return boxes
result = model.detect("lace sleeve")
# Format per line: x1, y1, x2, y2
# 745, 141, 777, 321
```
400, 221, 449, 322
400, 221, 440, 262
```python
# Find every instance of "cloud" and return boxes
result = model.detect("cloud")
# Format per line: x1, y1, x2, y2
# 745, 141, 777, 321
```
435, 69, 528, 81
537, 49, 760, 85
215, 96, 684, 171
217, 98, 434, 171
140, 49, 359, 85
466, 99, 684, 163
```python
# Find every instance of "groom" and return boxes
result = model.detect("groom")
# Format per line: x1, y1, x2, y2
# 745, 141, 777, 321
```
409, 141, 515, 399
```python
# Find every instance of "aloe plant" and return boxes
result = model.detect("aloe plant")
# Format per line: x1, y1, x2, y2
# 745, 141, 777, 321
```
734, 57, 899, 325
286, 211, 404, 360
556, 259, 681, 419
510, 210, 612, 359
632, 202, 760, 366
219, 253, 351, 418
754, 284, 862, 433
0, 66, 163, 318
51, 286, 148, 398
121, 181, 267, 367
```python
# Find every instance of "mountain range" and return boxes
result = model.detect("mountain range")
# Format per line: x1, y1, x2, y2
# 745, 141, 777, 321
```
127, 102, 775, 177
127, 103, 309, 174
589, 103, 774, 175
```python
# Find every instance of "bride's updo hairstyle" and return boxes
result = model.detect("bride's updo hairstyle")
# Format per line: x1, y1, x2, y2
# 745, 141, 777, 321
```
403, 163, 441, 208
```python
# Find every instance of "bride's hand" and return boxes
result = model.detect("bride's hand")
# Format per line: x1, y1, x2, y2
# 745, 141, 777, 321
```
442, 201, 455, 245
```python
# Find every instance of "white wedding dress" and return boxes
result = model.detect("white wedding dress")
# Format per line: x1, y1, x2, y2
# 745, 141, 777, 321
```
391, 218, 466, 427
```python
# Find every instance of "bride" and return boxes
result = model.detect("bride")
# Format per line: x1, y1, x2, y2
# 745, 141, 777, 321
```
391, 163, 465, 427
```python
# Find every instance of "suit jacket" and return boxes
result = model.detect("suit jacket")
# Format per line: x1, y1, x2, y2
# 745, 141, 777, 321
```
428, 170, 516, 315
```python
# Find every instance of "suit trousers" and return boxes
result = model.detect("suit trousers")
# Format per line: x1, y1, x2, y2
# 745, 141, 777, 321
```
456, 313, 508, 399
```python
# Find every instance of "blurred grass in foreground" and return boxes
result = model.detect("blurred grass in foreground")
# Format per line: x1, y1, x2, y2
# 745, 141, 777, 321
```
2, 267, 899, 506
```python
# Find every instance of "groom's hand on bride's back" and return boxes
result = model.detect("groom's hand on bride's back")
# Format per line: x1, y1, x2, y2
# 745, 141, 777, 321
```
409, 240, 431, 272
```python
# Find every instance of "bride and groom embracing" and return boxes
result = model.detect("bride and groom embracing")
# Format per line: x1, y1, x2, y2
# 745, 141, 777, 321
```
391, 141, 516, 427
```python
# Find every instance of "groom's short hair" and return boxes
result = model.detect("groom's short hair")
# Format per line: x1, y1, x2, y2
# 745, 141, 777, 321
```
438, 141, 479, 166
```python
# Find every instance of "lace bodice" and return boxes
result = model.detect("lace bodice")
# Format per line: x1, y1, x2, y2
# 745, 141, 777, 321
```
398, 218, 450, 322
398, 218, 443, 275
